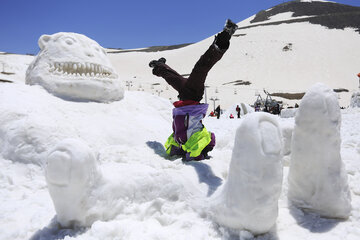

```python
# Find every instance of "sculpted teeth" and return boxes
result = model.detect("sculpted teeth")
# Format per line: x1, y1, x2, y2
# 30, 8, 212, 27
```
50, 61, 116, 78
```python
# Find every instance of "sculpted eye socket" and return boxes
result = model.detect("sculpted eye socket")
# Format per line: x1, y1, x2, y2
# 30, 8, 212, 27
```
64, 38, 75, 45
92, 44, 101, 52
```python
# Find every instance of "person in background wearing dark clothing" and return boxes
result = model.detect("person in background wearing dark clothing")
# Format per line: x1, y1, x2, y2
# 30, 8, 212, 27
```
236, 105, 241, 118
215, 105, 221, 119
149, 19, 238, 161
275, 103, 281, 115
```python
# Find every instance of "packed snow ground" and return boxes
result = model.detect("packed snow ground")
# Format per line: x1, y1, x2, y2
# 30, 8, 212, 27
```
0, 82, 359, 240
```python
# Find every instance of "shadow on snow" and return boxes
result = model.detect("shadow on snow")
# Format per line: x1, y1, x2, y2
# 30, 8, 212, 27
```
146, 140, 222, 196
288, 202, 342, 233
29, 217, 86, 240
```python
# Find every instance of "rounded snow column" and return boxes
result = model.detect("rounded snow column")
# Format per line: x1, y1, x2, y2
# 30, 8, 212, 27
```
288, 83, 351, 219
45, 138, 99, 227
211, 113, 283, 235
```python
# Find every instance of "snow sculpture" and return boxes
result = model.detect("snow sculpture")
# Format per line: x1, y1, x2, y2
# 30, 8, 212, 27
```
26, 32, 124, 102
46, 138, 100, 227
288, 83, 351, 218
210, 113, 283, 234
350, 91, 360, 108
44, 137, 186, 228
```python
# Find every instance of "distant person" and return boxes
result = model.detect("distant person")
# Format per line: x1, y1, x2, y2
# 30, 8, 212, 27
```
357, 73, 360, 89
236, 105, 241, 118
264, 105, 269, 113
149, 19, 238, 161
215, 105, 221, 119
230, 113, 234, 119
275, 103, 281, 115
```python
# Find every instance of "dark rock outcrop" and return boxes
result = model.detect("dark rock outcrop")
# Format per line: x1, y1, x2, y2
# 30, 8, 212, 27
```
249, 1, 360, 33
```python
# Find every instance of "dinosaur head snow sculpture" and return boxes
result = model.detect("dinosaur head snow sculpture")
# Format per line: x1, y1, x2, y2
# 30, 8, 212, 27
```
26, 32, 124, 102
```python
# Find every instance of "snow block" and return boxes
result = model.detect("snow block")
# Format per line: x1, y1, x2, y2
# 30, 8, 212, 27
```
45, 138, 100, 227
288, 83, 351, 219
280, 108, 297, 118
350, 91, 360, 108
211, 112, 283, 235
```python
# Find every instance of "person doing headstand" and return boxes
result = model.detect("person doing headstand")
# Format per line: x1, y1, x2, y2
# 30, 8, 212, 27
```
149, 19, 238, 161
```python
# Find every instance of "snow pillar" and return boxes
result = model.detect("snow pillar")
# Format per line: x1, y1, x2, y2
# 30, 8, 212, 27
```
211, 112, 283, 234
45, 138, 99, 227
350, 91, 360, 108
288, 83, 351, 219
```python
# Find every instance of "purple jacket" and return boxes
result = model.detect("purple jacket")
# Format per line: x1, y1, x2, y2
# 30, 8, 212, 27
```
172, 104, 209, 144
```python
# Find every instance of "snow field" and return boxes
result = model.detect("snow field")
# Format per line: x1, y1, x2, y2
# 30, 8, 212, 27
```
0, 83, 359, 239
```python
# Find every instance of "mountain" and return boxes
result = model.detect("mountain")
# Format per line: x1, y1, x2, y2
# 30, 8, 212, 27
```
107, 0, 360, 109
250, 0, 360, 32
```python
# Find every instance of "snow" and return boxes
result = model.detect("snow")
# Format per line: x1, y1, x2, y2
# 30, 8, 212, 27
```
1, 79, 359, 239
0, 52, 33, 83
222, 103, 254, 118
46, 138, 100, 227
280, 108, 298, 118
26, 32, 124, 102
350, 91, 360, 108
301, 0, 333, 2
288, 83, 351, 219
210, 113, 283, 235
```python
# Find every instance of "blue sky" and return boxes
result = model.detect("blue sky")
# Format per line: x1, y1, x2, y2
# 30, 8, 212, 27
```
1, 0, 360, 54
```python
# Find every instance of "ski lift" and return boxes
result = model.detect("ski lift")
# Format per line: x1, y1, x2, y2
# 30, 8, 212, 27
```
263, 89, 281, 115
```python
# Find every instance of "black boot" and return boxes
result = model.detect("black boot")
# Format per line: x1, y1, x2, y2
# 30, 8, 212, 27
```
149, 57, 166, 68
213, 19, 238, 50
223, 19, 238, 36
214, 31, 231, 50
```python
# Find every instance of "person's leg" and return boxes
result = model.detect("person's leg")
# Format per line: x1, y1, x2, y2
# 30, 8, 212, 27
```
179, 20, 237, 101
179, 44, 225, 101
151, 62, 187, 93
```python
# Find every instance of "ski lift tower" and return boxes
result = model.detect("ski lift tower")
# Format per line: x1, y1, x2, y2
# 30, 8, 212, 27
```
209, 97, 219, 112
204, 85, 209, 104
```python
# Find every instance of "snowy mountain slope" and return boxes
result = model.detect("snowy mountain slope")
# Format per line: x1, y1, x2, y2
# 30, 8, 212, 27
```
107, 0, 360, 109
0, 52, 33, 83
250, 0, 360, 32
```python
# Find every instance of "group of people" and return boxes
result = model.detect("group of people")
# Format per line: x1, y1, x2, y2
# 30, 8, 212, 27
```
209, 105, 222, 119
